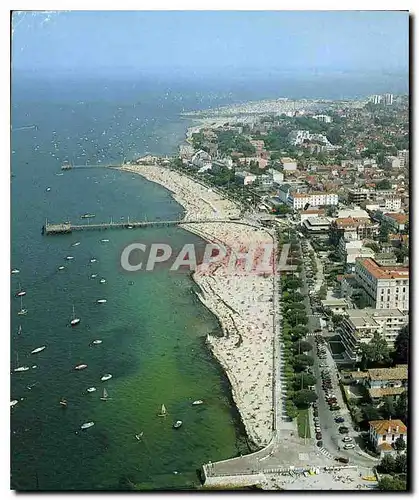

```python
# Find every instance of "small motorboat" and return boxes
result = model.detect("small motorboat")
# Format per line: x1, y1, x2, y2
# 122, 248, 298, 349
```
72, 242, 81, 247
80, 421, 95, 430
101, 239, 109, 243
11, 269, 20, 274
14, 366, 30, 372
81, 213, 96, 219
173, 420, 183, 429
31, 346, 46, 354
97, 299, 107, 304
99, 279, 106, 284
192, 400, 204, 406
74, 364, 88, 371
91, 339, 102, 345
135, 432, 144, 441
10, 400, 19, 407
86, 387, 97, 393
31, 365, 37, 369
58, 266, 65, 270
91, 274, 98, 279
101, 374, 112, 382
66, 256, 74, 260
70, 305, 80, 326
15, 283, 26, 297
90, 258, 97, 263
46, 187, 51, 192
60, 398, 68, 408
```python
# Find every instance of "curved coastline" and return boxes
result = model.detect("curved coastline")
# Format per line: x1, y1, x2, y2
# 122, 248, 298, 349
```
118, 164, 275, 449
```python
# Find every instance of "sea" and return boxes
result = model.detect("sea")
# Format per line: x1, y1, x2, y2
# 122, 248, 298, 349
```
10, 72, 408, 491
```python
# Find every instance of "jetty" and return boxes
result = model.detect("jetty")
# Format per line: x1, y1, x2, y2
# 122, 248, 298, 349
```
42, 217, 249, 235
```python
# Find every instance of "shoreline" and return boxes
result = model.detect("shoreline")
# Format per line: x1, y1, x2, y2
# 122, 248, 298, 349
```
118, 164, 275, 449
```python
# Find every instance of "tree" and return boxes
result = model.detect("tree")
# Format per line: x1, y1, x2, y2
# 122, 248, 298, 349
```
378, 222, 391, 243
378, 476, 407, 491
361, 403, 382, 422
292, 389, 318, 408
392, 325, 409, 365
359, 332, 391, 369
293, 372, 316, 390
394, 452, 407, 472
292, 354, 314, 372
378, 454, 396, 474
394, 437, 406, 452
285, 399, 298, 419
293, 340, 313, 353
291, 326, 309, 341
376, 179, 392, 190
395, 391, 408, 424
380, 397, 396, 420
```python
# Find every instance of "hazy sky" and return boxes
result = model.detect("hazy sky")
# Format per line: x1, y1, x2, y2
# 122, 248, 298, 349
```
12, 11, 409, 77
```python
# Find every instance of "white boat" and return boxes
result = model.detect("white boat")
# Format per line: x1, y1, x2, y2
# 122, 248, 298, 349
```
91, 274, 98, 278
10, 400, 19, 407
135, 432, 144, 440
72, 242, 81, 247
192, 400, 204, 406
101, 239, 109, 243
11, 269, 20, 274
74, 364, 88, 370
90, 258, 97, 263
31, 345, 46, 354
70, 305, 80, 326
81, 422, 95, 430
157, 404, 167, 417
86, 387, 97, 393
17, 296, 27, 316
16, 283, 26, 297
66, 256, 74, 260
100, 388, 111, 401
92, 340, 102, 345
17, 325, 22, 336
46, 187, 51, 192
13, 352, 29, 372
99, 279, 106, 284
58, 266, 65, 270
97, 299, 107, 304
173, 420, 183, 429
101, 374, 112, 381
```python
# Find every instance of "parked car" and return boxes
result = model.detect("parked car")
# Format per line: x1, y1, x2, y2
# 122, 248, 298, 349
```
313, 417, 320, 424
339, 426, 349, 434
335, 417, 345, 423
342, 437, 353, 443
313, 409, 319, 417
343, 444, 355, 450
315, 432, 322, 440
317, 440, 323, 447
329, 405, 341, 411
335, 457, 349, 464
315, 426, 321, 433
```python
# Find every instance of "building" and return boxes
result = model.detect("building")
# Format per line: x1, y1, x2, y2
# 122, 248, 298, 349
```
382, 212, 408, 232
301, 217, 332, 237
288, 192, 338, 210
338, 308, 408, 362
312, 114, 332, 123
299, 208, 325, 223
371, 95, 382, 105
384, 156, 401, 169
397, 149, 409, 168
267, 168, 284, 184
234, 171, 256, 186
369, 420, 407, 457
350, 365, 408, 403
384, 93, 394, 106
348, 189, 370, 205
330, 217, 376, 245
321, 298, 350, 315
339, 240, 375, 272
288, 130, 311, 146
191, 150, 212, 170
355, 258, 409, 311
280, 157, 298, 171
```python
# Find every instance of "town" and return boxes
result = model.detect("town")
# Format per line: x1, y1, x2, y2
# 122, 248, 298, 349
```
133, 93, 409, 490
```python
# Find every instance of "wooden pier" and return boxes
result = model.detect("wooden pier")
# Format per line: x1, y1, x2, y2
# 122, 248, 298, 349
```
42, 217, 245, 235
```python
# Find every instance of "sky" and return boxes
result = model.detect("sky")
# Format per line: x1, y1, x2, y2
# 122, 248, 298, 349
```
11, 11, 409, 78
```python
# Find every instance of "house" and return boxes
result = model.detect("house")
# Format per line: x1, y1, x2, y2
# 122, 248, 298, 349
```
320, 298, 350, 315
369, 419, 407, 457
350, 365, 408, 403
234, 171, 256, 186
280, 157, 298, 171
382, 212, 408, 232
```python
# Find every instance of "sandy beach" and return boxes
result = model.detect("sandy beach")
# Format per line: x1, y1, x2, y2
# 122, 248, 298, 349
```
119, 164, 275, 447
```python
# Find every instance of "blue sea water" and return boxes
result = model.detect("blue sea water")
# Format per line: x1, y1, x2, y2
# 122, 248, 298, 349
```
10, 77, 250, 491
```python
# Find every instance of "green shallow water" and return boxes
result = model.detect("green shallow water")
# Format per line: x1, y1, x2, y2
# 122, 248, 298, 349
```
11, 93, 248, 490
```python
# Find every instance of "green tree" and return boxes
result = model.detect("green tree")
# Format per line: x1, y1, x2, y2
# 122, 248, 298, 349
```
376, 179, 392, 190
378, 454, 396, 474
395, 391, 408, 424
292, 389, 318, 408
293, 340, 313, 353
292, 354, 314, 372
378, 476, 407, 491
378, 222, 391, 243
291, 325, 309, 341
394, 437, 406, 452
359, 332, 391, 369
394, 452, 407, 472
285, 399, 298, 419
361, 403, 382, 422
392, 325, 409, 365
380, 397, 396, 420
293, 372, 316, 390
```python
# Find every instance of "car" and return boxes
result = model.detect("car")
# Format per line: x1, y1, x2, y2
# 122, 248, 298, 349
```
343, 444, 355, 450
313, 417, 320, 424
313, 402, 318, 409
315, 426, 321, 433
313, 409, 319, 417
335, 456, 349, 464
316, 440, 323, 447
339, 426, 349, 434
342, 437, 353, 443
315, 432, 322, 440
330, 405, 340, 411
335, 417, 345, 423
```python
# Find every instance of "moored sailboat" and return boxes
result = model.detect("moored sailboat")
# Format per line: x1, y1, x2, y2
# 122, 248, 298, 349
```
70, 305, 80, 326
157, 404, 167, 417
100, 388, 111, 401
17, 296, 27, 316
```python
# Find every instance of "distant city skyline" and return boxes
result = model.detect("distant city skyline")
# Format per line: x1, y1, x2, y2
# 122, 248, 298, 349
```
12, 11, 409, 79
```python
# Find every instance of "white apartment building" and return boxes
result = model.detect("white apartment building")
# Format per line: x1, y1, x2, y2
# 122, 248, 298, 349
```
288, 130, 311, 145
288, 192, 338, 210
397, 149, 409, 168
280, 157, 298, 171
384, 156, 401, 169
338, 308, 408, 362
312, 114, 332, 123
384, 93, 394, 106
355, 258, 409, 311
234, 171, 256, 186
